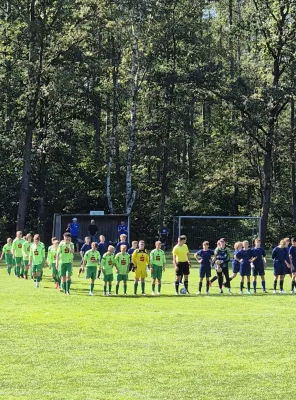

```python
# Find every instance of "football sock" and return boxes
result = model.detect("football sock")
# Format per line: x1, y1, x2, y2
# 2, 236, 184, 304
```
124, 284, 127, 294
206, 281, 210, 292
62, 282, 66, 293
253, 281, 257, 291
240, 282, 243, 291
90, 283, 94, 293
175, 280, 179, 293
198, 282, 202, 292
141, 282, 145, 293
66, 279, 71, 293
108, 283, 112, 293
116, 284, 119, 294
7, 267, 11, 275
247, 281, 250, 291
273, 280, 277, 290
262, 280, 266, 290
16, 267, 20, 277
158, 284, 161, 293
104, 285, 107, 293
210, 276, 217, 283
152, 283, 155, 292
184, 280, 188, 292
280, 280, 284, 291
97, 270, 101, 279
78, 267, 83, 274
134, 282, 138, 294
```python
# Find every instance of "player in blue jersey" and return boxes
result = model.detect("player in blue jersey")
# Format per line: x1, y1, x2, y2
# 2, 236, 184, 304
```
70, 217, 80, 252
223, 241, 242, 288
194, 241, 215, 295
115, 234, 130, 255
159, 222, 169, 250
235, 240, 256, 295
284, 238, 292, 288
117, 221, 128, 239
128, 241, 138, 271
97, 235, 108, 278
78, 237, 91, 277
289, 237, 296, 293
252, 238, 267, 293
272, 239, 290, 294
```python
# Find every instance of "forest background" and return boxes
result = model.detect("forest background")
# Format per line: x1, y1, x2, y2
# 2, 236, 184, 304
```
0, 0, 295, 247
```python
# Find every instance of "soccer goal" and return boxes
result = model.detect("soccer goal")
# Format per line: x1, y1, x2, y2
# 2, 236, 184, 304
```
174, 216, 261, 251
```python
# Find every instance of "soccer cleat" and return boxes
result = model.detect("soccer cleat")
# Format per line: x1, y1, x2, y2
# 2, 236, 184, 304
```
179, 282, 184, 286
273, 290, 276, 294
103, 292, 107, 296
89, 291, 94, 296
253, 290, 256, 294
291, 290, 295, 294
262, 290, 267, 293
151, 291, 155, 296
247, 291, 251, 295
66, 292, 70, 296
228, 291, 232, 295
239, 291, 243, 295
114, 293, 118, 296
219, 289, 223, 294
196, 291, 201, 295
157, 292, 161, 296
206, 291, 210, 296
280, 290, 285, 294
108, 292, 112, 296
175, 292, 179, 295
141, 293, 146, 296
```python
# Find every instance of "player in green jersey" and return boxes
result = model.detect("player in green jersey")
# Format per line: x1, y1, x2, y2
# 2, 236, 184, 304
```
47, 238, 60, 289
115, 245, 130, 295
83, 242, 101, 296
100, 245, 115, 296
29, 234, 46, 288
150, 241, 166, 295
12, 231, 25, 278
22, 233, 32, 280
56, 232, 74, 295
0, 238, 13, 275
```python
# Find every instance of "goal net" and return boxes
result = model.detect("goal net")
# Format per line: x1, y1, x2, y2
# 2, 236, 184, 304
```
175, 216, 261, 251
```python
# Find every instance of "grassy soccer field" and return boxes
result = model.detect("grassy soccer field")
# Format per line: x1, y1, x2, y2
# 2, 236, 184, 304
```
0, 253, 296, 400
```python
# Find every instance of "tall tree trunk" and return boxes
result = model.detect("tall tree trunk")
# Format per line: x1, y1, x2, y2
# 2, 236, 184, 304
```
17, 0, 43, 231
106, 94, 114, 214
291, 98, 296, 224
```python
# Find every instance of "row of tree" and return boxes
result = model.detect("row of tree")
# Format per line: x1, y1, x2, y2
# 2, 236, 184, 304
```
0, 0, 295, 246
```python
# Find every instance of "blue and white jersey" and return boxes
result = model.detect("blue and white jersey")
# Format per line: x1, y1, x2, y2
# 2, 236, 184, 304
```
70, 223, 79, 237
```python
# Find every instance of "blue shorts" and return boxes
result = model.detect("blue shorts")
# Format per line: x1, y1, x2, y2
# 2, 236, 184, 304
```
273, 263, 285, 276
252, 264, 265, 276
200, 265, 211, 279
240, 264, 251, 277
232, 262, 240, 274
285, 265, 292, 275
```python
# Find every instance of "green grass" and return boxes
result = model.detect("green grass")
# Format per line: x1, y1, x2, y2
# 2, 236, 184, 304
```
0, 253, 296, 399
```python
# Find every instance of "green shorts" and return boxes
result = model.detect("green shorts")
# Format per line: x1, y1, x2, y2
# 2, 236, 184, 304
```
103, 273, 113, 283
51, 263, 58, 275
60, 263, 72, 276
32, 264, 42, 273
23, 259, 29, 267
86, 266, 97, 280
15, 257, 23, 266
5, 254, 13, 265
116, 274, 128, 282
151, 265, 163, 280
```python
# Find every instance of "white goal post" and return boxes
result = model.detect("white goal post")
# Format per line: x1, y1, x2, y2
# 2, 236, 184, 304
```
174, 215, 261, 251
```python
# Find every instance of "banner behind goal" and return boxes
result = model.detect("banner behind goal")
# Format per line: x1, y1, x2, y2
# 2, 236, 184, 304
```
174, 216, 261, 251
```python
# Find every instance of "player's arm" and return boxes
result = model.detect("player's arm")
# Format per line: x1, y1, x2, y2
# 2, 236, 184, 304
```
28, 249, 32, 267
56, 247, 60, 270
70, 243, 75, 254
149, 252, 154, 272
187, 252, 191, 266
194, 252, 201, 263
0, 247, 4, 260
173, 254, 178, 271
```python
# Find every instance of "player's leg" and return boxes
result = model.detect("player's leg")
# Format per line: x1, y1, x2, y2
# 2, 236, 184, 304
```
65, 263, 72, 295
198, 266, 205, 294
197, 277, 203, 295
273, 274, 278, 293
279, 273, 285, 293
291, 273, 296, 293
247, 276, 251, 293
151, 265, 157, 294
223, 267, 231, 294
78, 260, 83, 277
134, 268, 140, 294
217, 271, 223, 293
252, 267, 257, 293
240, 275, 244, 294
123, 278, 127, 295
108, 274, 113, 295
115, 276, 120, 295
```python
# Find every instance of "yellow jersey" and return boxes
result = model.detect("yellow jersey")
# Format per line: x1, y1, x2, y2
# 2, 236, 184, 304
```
132, 249, 149, 269
172, 244, 189, 262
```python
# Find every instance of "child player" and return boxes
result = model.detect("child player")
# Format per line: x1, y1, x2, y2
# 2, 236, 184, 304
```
22, 233, 32, 279
115, 245, 130, 295
235, 240, 256, 295
29, 234, 46, 288
83, 241, 101, 296
272, 239, 290, 294
132, 240, 149, 295
78, 237, 91, 277
12, 231, 25, 278
56, 232, 75, 295
97, 235, 108, 278
47, 238, 60, 289
223, 241, 242, 288
100, 245, 115, 295
128, 241, 138, 271
150, 240, 166, 295
115, 234, 129, 255
194, 241, 214, 295
289, 237, 296, 293
0, 238, 13, 275
252, 238, 267, 293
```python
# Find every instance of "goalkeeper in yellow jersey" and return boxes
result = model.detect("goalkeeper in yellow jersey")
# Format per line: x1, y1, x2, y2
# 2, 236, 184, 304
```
132, 240, 149, 295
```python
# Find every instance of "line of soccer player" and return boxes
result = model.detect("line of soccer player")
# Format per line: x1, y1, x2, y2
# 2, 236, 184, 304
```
1, 231, 296, 295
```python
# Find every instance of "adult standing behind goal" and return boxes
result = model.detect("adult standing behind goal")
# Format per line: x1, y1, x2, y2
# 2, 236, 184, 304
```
172, 235, 191, 295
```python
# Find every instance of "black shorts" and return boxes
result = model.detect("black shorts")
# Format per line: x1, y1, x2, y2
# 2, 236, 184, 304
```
176, 261, 190, 276
71, 236, 78, 245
